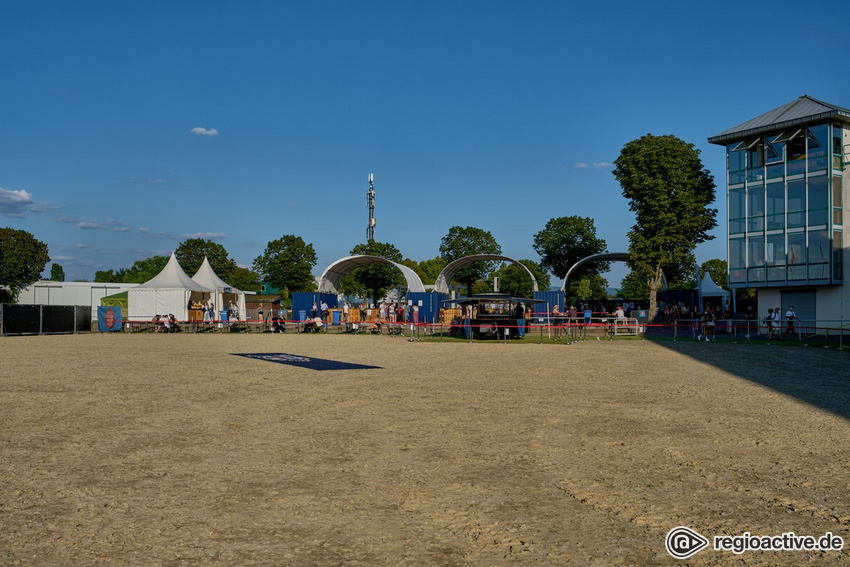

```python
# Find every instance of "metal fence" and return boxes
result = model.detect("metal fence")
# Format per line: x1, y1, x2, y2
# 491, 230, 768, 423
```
1, 304, 92, 335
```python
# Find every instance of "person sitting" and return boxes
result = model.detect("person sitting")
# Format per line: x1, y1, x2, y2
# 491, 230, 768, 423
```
271, 314, 285, 333
369, 319, 382, 334
168, 314, 181, 333
152, 314, 165, 333
303, 316, 324, 333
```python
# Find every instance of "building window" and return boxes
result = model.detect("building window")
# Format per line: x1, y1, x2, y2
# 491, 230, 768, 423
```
833, 231, 844, 282
785, 129, 807, 176
747, 182, 765, 232
808, 229, 830, 279
808, 174, 829, 226
807, 124, 829, 172
766, 182, 784, 230
833, 123, 844, 170
787, 232, 807, 280
787, 179, 806, 228
729, 188, 745, 234
833, 175, 843, 225
728, 144, 746, 184
748, 236, 765, 283
729, 238, 746, 284
766, 233, 786, 282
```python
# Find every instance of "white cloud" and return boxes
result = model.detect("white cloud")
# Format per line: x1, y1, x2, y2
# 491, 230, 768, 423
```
573, 163, 588, 169
185, 232, 227, 240
112, 226, 130, 232
593, 162, 612, 168
77, 221, 103, 229
150, 178, 166, 184
190, 127, 219, 136
0, 187, 35, 217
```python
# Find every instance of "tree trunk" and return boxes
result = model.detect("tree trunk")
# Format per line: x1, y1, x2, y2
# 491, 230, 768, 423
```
647, 265, 664, 323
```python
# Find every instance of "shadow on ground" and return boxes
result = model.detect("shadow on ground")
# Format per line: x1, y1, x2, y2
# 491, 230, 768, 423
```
646, 331, 850, 421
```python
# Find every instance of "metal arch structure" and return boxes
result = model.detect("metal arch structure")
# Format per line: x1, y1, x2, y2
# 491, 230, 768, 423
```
435, 255, 538, 295
317, 255, 426, 295
560, 252, 631, 292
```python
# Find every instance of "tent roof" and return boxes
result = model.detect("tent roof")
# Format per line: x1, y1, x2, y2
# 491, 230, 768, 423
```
191, 257, 239, 291
134, 253, 213, 292
700, 273, 729, 297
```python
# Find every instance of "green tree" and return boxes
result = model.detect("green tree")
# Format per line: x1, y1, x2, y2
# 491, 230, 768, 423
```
226, 265, 262, 292
491, 259, 551, 299
401, 256, 446, 285
175, 238, 234, 277
568, 274, 609, 301
253, 235, 317, 294
342, 241, 404, 305
49, 263, 65, 282
120, 255, 169, 283
439, 226, 501, 296
0, 227, 50, 302
700, 258, 727, 289
613, 134, 717, 320
532, 216, 608, 280
618, 270, 649, 301
94, 269, 120, 283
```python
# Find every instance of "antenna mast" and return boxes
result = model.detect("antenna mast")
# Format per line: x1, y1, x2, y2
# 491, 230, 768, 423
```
366, 173, 376, 242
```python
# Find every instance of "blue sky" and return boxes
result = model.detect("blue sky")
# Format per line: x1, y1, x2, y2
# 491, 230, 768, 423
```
2, 1, 848, 288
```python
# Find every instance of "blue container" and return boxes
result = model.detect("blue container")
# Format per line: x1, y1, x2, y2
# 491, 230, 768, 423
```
333, 310, 341, 325
220, 310, 229, 323
299, 310, 307, 321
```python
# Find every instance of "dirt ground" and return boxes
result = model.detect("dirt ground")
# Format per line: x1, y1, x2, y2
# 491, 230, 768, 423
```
1, 333, 848, 566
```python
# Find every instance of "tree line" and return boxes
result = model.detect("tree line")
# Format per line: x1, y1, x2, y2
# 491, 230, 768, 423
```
2, 134, 721, 319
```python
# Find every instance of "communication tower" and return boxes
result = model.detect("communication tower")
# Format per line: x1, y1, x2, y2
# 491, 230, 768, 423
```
366, 173, 376, 242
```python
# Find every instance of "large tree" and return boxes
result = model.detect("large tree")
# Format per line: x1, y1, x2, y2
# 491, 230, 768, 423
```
533, 216, 608, 280
700, 258, 728, 289
176, 238, 261, 292
613, 134, 717, 320
49, 263, 65, 282
0, 227, 50, 302
175, 238, 234, 277
439, 226, 501, 296
342, 241, 404, 305
119, 255, 170, 283
253, 235, 317, 294
401, 256, 446, 285
491, 259, 551, 299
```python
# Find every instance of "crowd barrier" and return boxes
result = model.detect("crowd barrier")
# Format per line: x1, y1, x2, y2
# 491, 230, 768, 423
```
660, 317, 849, 348
1, 304, 92, 335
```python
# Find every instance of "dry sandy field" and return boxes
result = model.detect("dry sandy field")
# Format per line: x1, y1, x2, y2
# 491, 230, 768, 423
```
1, 332, 849, 566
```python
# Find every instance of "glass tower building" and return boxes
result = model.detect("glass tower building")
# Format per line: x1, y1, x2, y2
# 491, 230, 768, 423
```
708, 95, 849, 323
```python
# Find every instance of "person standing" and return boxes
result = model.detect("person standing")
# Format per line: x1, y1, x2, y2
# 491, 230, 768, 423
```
785, 305, 797, 336
343, 301, 350, 323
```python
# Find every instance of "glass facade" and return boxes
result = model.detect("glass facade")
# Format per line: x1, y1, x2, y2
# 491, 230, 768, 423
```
726, 120, 844, 287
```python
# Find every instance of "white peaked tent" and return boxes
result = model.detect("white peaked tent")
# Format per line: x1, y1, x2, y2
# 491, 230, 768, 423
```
190, 257, 247, 320
128, 253, 214, 321
699, 272, 730, 301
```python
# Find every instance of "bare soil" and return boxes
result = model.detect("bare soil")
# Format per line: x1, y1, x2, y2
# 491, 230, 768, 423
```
1, 333, 849, 566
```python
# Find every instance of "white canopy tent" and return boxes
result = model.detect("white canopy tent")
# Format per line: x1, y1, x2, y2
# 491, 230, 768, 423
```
699, 272, 731, 310
128, 253, 214, 321
190, 257, 247, 320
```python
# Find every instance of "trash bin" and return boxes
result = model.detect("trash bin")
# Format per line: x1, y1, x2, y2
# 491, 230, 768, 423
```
220, 310, 229, 323
299, 310, 307, 321
332, 310, 341, 325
